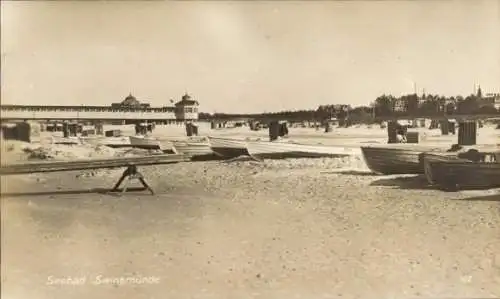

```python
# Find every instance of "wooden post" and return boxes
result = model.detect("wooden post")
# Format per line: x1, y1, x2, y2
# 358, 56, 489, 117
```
95, 123, 104, 135
458, 120, 477, 146
387, 121, 398, 144
62, 122, 70, 138
429, 120, 439, 129
68, 124, 75, 136
191, 123, 199, 136
185, 122, 193, 137
324, 121, 332, 133
269, 121, 280, 141
440, 120, 449, 135
449, 122, 456, 135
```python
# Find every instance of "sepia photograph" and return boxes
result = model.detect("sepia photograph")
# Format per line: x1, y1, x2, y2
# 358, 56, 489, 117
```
1, 0, 499, 298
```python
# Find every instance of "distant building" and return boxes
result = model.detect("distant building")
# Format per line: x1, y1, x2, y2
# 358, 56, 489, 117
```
111, 93, 151, 109
393, 99, 406, 112
175, 93, 199, 121
0, 92, 200, 122
483, 92, 500, 110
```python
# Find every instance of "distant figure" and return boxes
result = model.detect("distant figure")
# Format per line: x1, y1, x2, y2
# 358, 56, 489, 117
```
429, 120, 439, 130
396, 134, 406, 143
269, 121, 281, 141
446, 144, 463, 152
395, 124, 407, 143
279, 122, 289, 137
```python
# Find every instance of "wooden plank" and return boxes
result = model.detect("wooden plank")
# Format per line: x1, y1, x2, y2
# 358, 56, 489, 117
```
0, 154, 189, 175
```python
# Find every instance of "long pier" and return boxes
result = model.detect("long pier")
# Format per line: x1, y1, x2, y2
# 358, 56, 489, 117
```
0, 103, 199, 122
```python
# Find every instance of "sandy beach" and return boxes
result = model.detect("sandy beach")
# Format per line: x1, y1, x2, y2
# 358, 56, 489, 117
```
1, 125, 500, 299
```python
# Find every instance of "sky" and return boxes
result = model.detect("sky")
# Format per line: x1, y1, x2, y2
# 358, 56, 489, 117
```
1, 0, 499, 114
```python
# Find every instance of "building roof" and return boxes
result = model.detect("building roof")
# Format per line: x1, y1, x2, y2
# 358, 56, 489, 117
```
121, 93, 140, 106
175, 93, 199, 106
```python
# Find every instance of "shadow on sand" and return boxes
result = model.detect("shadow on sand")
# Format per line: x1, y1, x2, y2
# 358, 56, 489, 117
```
1, 187, 150, 198
322, 170, 377, 176
370, 175, 500, 196
452, 194, 500, 202
369, 175, 435, 190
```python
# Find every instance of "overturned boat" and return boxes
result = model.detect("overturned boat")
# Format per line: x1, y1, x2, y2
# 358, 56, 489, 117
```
129, 135, 161, 150
246, 140, 358, 160
51, 136, 81, 145
172, 139, 213, 157
79, 136, 106, 146
99, 136, 131, 147
207, 136, 249, 158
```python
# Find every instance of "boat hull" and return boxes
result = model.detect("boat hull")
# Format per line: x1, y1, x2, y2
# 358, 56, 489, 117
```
247, 140, 357, 160
52, 136, 81, 145
129, 136, 161, 150
79, 136, 106, 146
99, 137, 131, 147
421, 152, 461, 184
424, 158, 500, 190
173, 141, 213, 157
360, 146, 446, 175
208, 137, 249, 158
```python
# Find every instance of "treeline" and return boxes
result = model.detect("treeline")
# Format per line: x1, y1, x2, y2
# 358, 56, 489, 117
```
199, 92, 500, 122
199, 105, 376, 125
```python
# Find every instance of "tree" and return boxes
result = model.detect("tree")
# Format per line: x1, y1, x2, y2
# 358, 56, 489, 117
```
349, 106, 374, 124
374, 94, 392, 117
456, 95, 480, 114
418, 95, 440, 116
445, 101, 456, 115
477, 105, 497, 115
406, 94, 419, 116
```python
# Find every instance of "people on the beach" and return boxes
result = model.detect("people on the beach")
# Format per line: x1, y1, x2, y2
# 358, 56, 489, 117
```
395, 124, 407, 143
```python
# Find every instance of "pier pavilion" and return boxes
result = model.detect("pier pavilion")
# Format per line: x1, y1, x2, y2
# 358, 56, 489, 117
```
0, 93, 200, 124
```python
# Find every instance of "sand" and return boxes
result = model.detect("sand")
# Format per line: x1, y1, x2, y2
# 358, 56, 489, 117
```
1, 125, 499, 299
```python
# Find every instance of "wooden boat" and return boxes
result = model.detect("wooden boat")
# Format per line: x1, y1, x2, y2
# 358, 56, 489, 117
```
207, 136, 249, 158
99, 136, 131, 147
153, 139, 177, 153
129, 135, 161, 150
421, 152, 464, 184
172, 140, 213, 157
360, 145, 448, 175
246, 140, 358, 160
79, 136, 106, 145
51, 136, 81, 145
423, 150, 500, 190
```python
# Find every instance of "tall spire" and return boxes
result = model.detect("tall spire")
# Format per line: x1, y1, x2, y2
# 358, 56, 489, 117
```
477, 85, 482, 98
